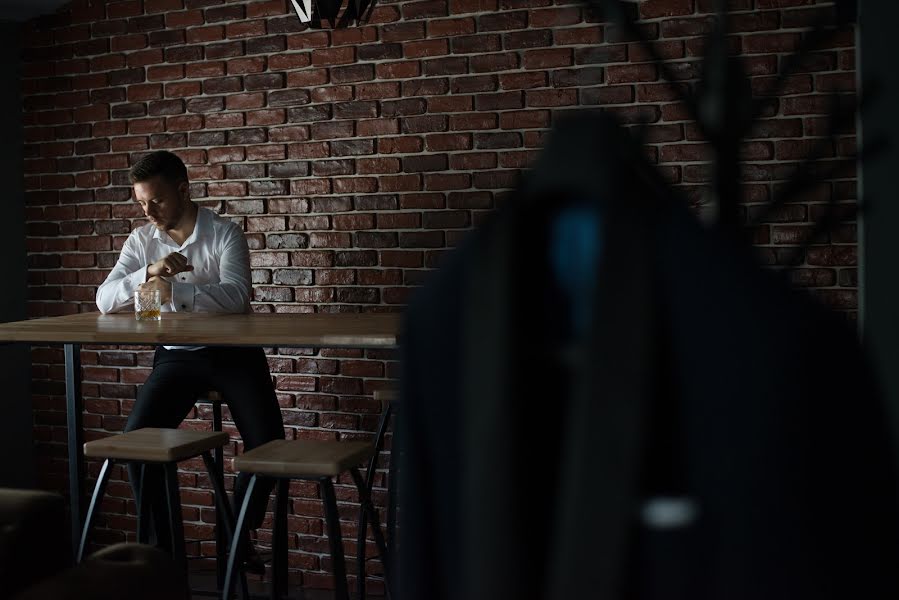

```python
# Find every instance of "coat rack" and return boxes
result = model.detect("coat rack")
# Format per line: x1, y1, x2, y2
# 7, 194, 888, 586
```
593, 0, 862, 263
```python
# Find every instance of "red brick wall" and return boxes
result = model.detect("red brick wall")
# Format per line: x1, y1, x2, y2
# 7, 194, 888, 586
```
20, 0, 856, 591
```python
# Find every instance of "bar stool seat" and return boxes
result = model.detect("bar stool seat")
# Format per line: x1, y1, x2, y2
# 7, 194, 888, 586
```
84, 428, 229, 463
234, 439, 374, 478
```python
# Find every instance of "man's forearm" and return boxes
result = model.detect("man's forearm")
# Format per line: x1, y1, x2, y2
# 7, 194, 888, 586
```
171, 280, 251, 313
96, 268, 146, 313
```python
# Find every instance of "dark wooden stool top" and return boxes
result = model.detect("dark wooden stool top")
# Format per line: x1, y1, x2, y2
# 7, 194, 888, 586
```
83, 428, 229, 462
234, 439, 374, 478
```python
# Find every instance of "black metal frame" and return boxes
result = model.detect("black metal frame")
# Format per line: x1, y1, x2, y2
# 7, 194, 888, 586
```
136, 464, 150, 544
385, 444, 398, 581
200, 393, 228, 588
65, 343, 85, 557
272, 478, 289, 598
76, 455, 109, 562
223, 466, 390, 600
164, 461, 187, 572
223, 474, 258, 600
357, 401, 395, 600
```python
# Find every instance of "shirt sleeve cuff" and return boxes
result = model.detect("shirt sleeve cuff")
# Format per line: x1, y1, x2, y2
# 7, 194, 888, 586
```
171, 281, 196, 312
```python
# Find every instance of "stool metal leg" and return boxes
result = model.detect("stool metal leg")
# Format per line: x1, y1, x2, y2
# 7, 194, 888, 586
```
357, 403, 393, 600
356, 494, 369, 600
386, 434, 398, 561
202, 451, 237, 546
77, 458, 112, 563
212, 399, 226, 588
136, 463, 152, 544
350, 468, 391, 599
321, 477, 350, 600
224, 474, 257, 600
163, 462, 187, 574
202, 451, 249, 599
273, 478, 289, 600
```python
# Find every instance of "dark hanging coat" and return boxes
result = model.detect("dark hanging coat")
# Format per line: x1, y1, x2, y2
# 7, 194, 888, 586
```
398, 113, 899, 600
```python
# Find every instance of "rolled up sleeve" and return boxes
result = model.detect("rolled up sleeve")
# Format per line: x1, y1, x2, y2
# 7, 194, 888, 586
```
96, 233, 147, 314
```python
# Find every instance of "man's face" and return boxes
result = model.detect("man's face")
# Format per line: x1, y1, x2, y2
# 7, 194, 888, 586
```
133, 175, 189, 231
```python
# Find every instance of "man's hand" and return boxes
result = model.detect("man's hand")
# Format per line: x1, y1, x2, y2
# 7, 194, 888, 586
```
139, 276, 173, 304
147, 252, 193, 278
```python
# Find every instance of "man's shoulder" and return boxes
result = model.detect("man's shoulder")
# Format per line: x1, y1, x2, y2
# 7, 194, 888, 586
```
127, 221, 157, 245
201, 206, 243, 235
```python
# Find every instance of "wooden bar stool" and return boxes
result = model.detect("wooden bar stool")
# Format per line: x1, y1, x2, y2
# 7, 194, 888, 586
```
222, 437, 392, 600
77, 428, 237, 581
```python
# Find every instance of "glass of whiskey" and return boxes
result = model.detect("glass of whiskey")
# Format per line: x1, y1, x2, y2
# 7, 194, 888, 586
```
135, 289, 161, 321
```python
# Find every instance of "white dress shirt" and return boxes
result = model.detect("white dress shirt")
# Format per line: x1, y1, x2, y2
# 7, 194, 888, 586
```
96, 206, 252, 319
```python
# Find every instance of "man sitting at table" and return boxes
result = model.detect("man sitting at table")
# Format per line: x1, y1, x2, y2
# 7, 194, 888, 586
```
96, 150, 283, 570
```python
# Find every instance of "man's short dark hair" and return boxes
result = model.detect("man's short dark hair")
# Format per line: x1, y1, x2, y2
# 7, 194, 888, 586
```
129, 150, 188, 186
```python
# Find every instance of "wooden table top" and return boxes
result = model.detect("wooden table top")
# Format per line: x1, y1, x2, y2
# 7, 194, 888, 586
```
0, 312, 400, 348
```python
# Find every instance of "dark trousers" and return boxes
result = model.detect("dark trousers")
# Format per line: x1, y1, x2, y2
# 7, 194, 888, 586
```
125, 346, 284, 550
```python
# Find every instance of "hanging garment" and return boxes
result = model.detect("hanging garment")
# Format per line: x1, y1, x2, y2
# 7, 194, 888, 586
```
398, 113, 899, 600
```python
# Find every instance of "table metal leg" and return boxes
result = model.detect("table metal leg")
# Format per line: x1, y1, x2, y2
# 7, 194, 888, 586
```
64, 343, 85, 558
